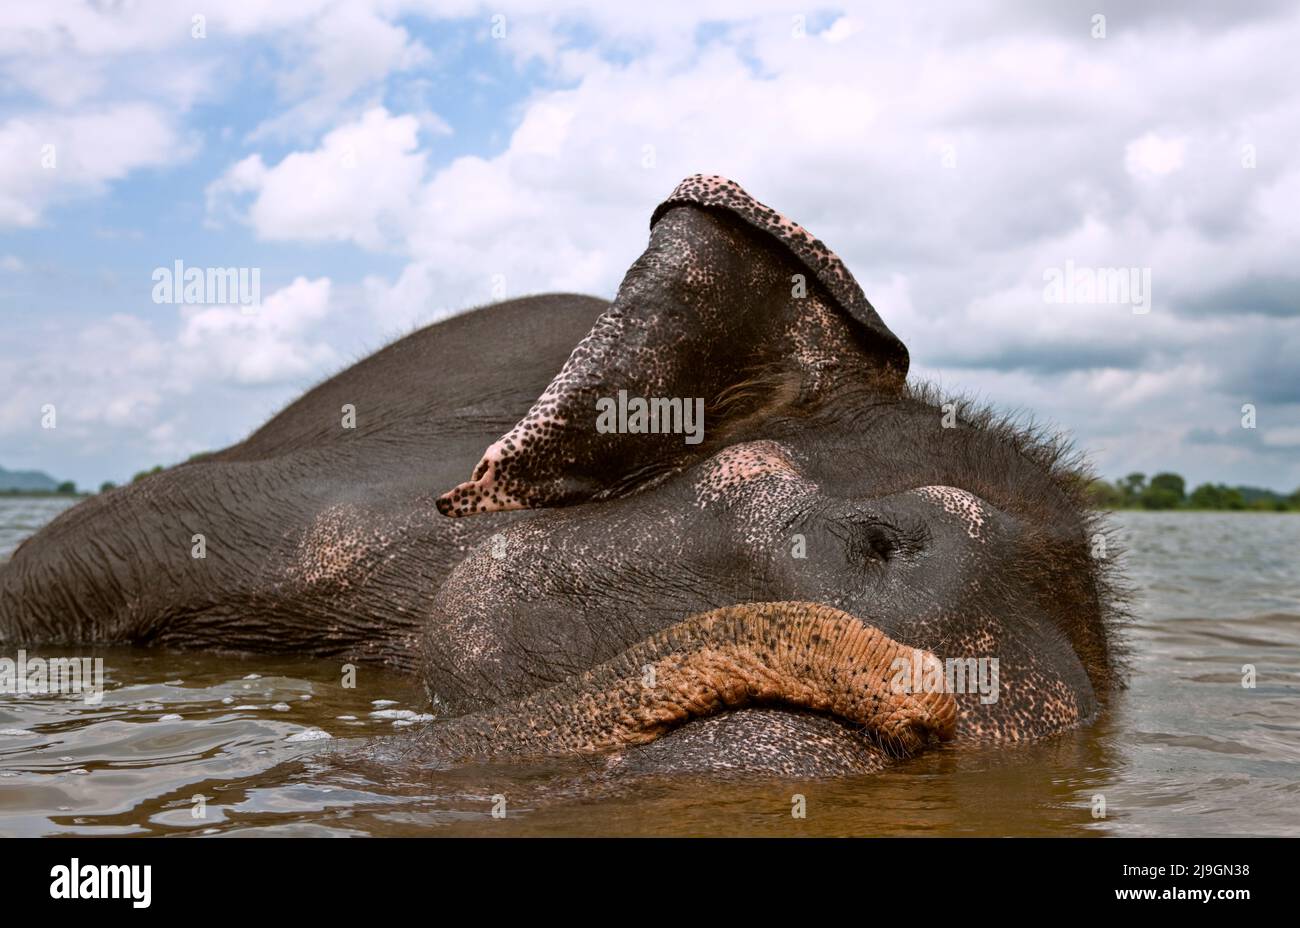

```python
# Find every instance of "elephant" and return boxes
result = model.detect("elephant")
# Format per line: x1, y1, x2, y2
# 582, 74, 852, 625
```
0, 175, 1121, 779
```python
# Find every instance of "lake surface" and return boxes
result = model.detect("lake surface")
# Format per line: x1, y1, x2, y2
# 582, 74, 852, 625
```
2, 498, 1297, 836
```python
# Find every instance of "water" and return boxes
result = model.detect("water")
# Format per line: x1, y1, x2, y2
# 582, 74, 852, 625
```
0, 497, 79, 562
1, 500, 1297, 836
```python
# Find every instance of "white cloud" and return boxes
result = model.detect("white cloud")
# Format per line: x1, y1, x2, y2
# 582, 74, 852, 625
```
821, 16, 864, 44
363, 261, 448, 333
1125, 133, 1187, 178
1262, 426, 1300, 448
249, 3, 432, 141
208, 108, 427, 250
177, 277, 337, 385
0, 278, 340, 467
0, 105, 186, 227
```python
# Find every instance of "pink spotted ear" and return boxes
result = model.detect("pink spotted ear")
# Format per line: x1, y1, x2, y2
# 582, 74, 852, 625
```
436, 174, 908, 518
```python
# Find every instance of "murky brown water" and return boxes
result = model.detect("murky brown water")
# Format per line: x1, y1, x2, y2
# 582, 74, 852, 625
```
2, 498, 1297, 836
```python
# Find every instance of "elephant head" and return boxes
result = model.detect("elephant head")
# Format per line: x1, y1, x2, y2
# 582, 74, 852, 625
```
424, 176, 1118, 775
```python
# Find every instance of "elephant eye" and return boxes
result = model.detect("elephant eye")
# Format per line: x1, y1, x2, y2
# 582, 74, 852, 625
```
857, 523, 898, 563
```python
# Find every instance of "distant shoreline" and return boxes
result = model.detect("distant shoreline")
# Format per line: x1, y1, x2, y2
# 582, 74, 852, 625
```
1086, 473, 1298, 513
0, 491, 90, 499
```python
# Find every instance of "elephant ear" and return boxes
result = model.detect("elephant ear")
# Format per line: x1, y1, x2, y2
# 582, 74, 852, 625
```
436, 174, 908, 517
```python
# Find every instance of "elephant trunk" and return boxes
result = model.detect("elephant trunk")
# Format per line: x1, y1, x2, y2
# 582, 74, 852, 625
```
436, 176, 909, 519
414, 602, 957, 763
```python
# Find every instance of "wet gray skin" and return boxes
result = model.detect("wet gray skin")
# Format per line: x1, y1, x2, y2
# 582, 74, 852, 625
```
0, 175, 1120, 780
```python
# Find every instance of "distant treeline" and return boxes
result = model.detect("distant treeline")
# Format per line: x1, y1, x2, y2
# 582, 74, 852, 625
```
1086, 472, 1300, 512
89, 465, 166, 495
1, 464, 169, 497
0, 482, 81, 497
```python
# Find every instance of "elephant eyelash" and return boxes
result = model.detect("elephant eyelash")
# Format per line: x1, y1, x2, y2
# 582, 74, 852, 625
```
831, 519, 896, 564
861, 526, 899, 563
842, 516, 927, 563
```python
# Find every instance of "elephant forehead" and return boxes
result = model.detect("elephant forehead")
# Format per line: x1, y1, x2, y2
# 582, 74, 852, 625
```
692, 440, 805, 505
911, 485, 990, 540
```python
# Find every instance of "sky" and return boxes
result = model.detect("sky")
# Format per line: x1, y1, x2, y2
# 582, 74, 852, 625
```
0, 0, 1297, 492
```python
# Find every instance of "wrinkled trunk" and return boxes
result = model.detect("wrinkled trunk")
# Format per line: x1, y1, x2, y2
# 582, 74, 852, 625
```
413, 601, 957, 763
436, 177, 909, 519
